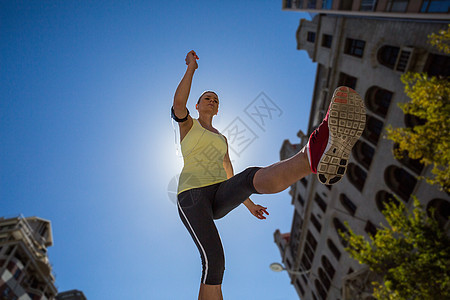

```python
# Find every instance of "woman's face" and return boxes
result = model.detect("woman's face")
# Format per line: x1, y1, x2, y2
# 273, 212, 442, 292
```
197, 92, 219, 116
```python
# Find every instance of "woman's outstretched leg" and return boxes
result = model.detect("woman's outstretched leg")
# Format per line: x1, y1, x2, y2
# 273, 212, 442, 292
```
253, 146, 311, 194
253, 86, 366, 194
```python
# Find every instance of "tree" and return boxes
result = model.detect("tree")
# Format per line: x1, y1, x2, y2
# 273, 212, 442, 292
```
341, 198, 450, 299
386, 26, 450, 193
429, 24, 450, 53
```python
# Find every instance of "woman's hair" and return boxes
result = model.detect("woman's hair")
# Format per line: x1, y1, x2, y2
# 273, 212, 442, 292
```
197, 90, 219, 104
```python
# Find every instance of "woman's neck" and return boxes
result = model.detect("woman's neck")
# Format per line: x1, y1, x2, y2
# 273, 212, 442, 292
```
198, 114, 214, 128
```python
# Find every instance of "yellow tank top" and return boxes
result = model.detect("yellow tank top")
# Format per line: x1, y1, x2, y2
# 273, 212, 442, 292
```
177, 119, 228, 194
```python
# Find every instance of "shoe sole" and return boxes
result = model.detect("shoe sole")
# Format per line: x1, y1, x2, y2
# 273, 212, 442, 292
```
317, 86, 366, 185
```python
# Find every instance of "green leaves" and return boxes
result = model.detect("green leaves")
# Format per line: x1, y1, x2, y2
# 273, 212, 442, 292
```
340, 198, 450, 299
429, 24, 450, 54
386, 27, 450, 192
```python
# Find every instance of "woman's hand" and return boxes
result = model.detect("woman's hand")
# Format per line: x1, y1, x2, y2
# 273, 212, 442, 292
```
244, 199, 269, 220
185, 50, 199, 69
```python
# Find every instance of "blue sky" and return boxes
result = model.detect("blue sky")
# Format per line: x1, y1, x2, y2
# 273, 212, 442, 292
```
0, 1, 316, 299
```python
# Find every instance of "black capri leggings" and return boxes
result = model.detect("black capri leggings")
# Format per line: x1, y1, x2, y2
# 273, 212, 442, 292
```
177, 167, 261, 285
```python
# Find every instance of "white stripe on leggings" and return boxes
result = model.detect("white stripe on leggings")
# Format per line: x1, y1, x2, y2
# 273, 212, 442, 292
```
178, 201, 209, 284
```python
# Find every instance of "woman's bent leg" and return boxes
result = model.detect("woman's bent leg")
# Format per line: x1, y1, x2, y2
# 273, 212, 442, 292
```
213, 167, 261, 219
253, 146, 311, 194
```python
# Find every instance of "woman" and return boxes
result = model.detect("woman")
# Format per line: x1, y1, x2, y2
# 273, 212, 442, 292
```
172, 50, 366, 300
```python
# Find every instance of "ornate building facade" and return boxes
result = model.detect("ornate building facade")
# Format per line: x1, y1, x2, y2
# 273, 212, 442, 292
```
273, 13, 449, 300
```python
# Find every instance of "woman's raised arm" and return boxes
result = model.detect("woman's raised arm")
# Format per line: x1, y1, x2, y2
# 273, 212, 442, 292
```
173, 50, 199, 118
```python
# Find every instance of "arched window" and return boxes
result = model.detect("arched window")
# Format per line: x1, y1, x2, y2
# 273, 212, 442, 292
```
301, 254, 312, 270
384, 166, 417, 202
307, 231, 318, 250
378, 45, 400, 69
327, 238, 341, 261
315, 279, 328, 300
340, 194, 357, 216
363, 115, 384, 145
321, 255, 336, 279
404, 113, 426, 128
318, 267, 331, 290
333, 217, 349, 246
427, 199, 450, 228
304, 243, 315, 262
375, 190, 400, 213
393, 144, 424, 175
347, 163, 367, 192
365, 87, 393, 118
352, 140, 375, 170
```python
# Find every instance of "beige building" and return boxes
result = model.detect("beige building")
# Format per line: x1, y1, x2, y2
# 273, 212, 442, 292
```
282, 0, 450, 20
273, 13, 449, 300
0, 216, 57, 300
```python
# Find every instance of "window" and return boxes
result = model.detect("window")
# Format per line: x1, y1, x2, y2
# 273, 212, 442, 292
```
301, 177, 308, 187
304, 243, 315, 262
365, 220, 378, 237
384, 166, 417, 201
421, 0, 450, 12
310, 213, 322, 232
376, 190, 400, 212
347, 163, 367, 192
345, 38, 366, 57
307, 31, 316, 43
386, 0, 409, 12
297, 194, 305, 206
322, 34, 333, 48
338, 73, 357, 89
396, 48, 413, 72
378, 45, 400, 69
315, 279, 328, 300
307, 231, 318, 250
404, 113, 426, 128
363, 115, 383, 145
365, 87, 393, 118
339, 0, 354, 10
307, 0, 317, 9
340, 194, 357, 216
322, 0, 333, 9
13, 268, 21, 280
321, 255, 336, 279
315, 194, 327, 212
426, 199, 450, 228
393, 144, 424, 175
424, 53, 450, 77
327, 239, 341, 260
352, 140, 375, 170
333, 217, 349, 246
318, 267, 331, 290
296, 279, 306, 295
301, 254, 312, 269
360, 0, 377, 11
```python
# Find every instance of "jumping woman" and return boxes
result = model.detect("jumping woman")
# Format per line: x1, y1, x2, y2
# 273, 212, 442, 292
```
172, 50, 366, 300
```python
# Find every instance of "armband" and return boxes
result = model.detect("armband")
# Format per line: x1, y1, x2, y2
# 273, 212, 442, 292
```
171, 106, 190, 123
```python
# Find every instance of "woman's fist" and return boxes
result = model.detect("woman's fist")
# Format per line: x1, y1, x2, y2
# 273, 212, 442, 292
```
185, 50, 199, 69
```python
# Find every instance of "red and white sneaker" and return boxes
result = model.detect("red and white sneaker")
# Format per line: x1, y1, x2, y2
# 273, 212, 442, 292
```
306, 86, 366, 185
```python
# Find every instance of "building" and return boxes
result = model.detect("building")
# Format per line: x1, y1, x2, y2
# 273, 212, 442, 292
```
282, 0, 450, 20
0, 216, 58, 300
56, 289, 87, 300
273, 12, 449, 300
